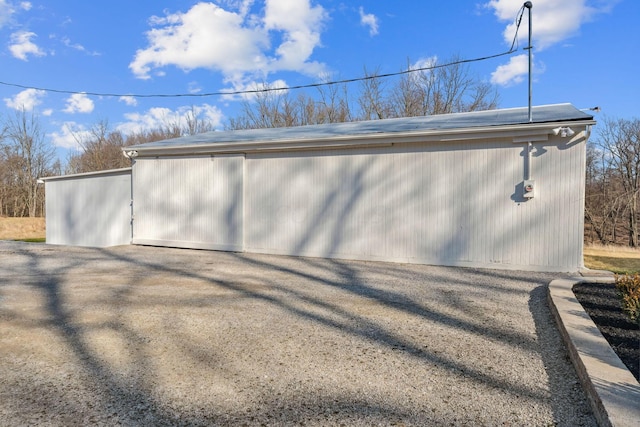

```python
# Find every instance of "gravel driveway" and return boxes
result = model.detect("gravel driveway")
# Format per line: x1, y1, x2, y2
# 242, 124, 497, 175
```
0, 242, 595, 426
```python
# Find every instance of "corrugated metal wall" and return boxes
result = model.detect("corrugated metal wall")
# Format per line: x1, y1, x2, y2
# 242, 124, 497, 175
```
42, 129, 587, 271
45, 169, 131, 247
117, 130, 585, 271
243, 136, 585, 271
132, 154, 243, 251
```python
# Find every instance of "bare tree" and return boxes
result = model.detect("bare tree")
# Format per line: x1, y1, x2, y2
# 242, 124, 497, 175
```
226, 82, 353, 130
66, 106, 219, 174
389, 55, 499, 117
226, 86, 289, 130
315, 79, 352, 124
358, 67, 392, 120
467, 80, 501, 112
297, 93, 321, 126
584, 143, 626, 244
66, 120, 129, 174
164, 105, 216, 136
1, 109, 56, 217
390, 60, 428, 117
594, 117, 640, 247
227, 56, 500, 130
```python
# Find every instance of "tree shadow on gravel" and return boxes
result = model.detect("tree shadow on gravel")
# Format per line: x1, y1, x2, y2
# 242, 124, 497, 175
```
238, 253, 594, 426
528, 285, 597, 423
0, 242, 596, 425
113, 245, 592, 423
0, 245, 441, 425
2, 246, 182, 426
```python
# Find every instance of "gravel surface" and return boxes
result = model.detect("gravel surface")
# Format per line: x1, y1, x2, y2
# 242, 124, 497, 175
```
0, 242, 596, 426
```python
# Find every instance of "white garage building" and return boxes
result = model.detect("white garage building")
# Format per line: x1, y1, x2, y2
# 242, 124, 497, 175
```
41, 167, 132, 247
43, 104, 595, 272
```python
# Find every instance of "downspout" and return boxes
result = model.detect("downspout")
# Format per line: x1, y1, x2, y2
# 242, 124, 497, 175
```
123, 150, 138, 243
525, 141, 532, 181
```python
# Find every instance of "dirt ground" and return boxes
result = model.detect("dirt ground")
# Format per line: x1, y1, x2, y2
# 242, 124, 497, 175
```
0, 242, 596, 426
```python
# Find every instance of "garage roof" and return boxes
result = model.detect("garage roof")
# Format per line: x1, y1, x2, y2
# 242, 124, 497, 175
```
125, 103, 595, 156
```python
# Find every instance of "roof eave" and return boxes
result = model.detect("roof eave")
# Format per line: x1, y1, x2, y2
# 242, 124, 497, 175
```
125, 119, 596, 157
38, 167, 132, 183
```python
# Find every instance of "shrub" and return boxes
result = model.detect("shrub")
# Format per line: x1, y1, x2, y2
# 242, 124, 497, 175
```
615, 274, 640, 325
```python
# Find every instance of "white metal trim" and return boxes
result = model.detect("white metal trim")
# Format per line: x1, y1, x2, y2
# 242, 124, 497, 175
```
128, 121, 595, 157
39, 167, 132, 182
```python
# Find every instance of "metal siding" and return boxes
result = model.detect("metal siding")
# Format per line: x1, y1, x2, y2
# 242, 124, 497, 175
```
244, 136, 586, 271
43, 120, 588, 272
45, 171, 131, 247
132, 155, 243, 251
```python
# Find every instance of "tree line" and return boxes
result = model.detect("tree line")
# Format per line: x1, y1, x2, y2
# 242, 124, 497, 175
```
226, 56, 498, 130
585, 117, 640, 247
1, 56, 638, 247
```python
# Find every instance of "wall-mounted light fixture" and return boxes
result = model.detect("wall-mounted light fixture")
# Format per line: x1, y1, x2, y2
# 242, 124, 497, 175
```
552, 127, 575, 138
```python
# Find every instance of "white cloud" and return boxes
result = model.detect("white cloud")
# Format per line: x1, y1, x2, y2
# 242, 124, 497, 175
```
61, 36, 81, 50
359, 7, 379, 36
4, 88, 45, 110
486, 0, 618, 86
490, 53, 529, 86
193, 104, 224, 127
402, 56, 438, 84
487, 0, 617, 50
49, 122, 89, 150
9, 30, 45, 60
0, 0, 32, 29
116, 104, 224, 135
130, 2, 268, 81
63, 93, 94, 114
220, 78, 288, 101
119, 95, 138, 106
262, 0, 327, 72
60, 36, 100, 56
130, 0, 327, 86
411, 56, 437, 70
188, 81, 202, 94
117, 107, 173, 134
0, 0, 16, 29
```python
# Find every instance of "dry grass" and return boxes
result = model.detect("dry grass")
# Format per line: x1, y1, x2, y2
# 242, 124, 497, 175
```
0, 217, 45, 241
584, 244, 640, 274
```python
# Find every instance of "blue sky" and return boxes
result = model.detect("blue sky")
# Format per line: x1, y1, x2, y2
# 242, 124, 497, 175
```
0, 0, 637, 161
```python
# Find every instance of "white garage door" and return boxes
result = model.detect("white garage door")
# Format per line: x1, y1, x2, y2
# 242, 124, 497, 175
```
132, 154, 243, 251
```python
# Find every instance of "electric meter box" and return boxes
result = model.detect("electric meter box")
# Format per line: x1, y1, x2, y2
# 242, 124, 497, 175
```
523, 180, 535, 199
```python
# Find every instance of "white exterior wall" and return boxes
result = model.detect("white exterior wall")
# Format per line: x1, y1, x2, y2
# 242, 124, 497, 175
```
42, 110, 590, 271
243, 135, 586, 271
45, 169, 131, 247
132, 154, 243, 251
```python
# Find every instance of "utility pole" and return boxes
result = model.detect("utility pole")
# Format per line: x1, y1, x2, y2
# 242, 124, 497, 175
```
525, 1, 533, 122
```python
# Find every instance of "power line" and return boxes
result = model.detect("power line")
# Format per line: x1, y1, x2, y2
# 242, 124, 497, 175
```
0, 49, 515, 99
0, 7, 527, 100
